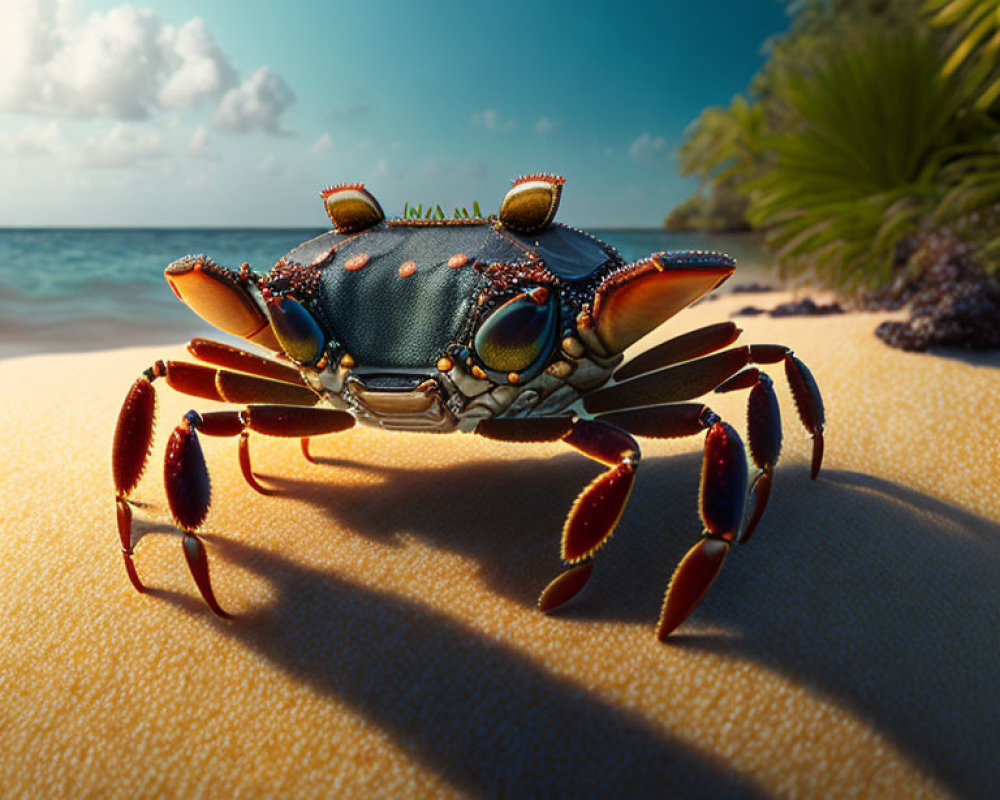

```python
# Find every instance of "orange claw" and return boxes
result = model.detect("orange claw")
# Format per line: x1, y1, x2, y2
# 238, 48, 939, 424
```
658, 538, 730, 640
539, 562, 594, 613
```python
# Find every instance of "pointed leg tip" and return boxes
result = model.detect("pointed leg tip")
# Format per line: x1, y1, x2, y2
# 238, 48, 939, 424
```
182, 533, 232, 619
657, 537, 730, 639
239, 433, 273, 494
739, 470, 773, 544
538, 562, 594, 613
121, 551, 145, 594
300, 437, 318, 464
656, 616, 682, 642
810, 433, 824, 480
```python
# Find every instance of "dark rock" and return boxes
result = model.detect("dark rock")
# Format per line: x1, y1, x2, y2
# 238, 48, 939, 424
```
769, 298, 845, 317
863, 233, 1000, 351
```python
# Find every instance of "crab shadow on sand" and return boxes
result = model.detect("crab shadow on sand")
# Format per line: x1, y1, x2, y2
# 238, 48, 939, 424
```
160, 452, 998, 800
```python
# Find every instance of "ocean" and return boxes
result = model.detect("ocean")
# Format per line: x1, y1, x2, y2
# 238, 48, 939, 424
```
0, 228, 771, 357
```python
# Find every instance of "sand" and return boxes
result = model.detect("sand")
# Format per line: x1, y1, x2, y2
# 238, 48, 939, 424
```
1, 291, 997, 799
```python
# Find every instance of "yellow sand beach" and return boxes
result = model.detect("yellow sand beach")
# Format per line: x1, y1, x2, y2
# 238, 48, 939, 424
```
1, 291, 997, 799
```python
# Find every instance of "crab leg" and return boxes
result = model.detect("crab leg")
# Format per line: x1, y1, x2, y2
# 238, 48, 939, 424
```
185, 337, 306, 385
112, 371, 158, 592
196, 405, 355, 493
613, 322, 741, 382
476, 417, 640, 612
584, 347, 756, 414
657, 421, 748, 639
163, 416, 229, 617
716, 369, 783, 542
784, 354, 825, 479
112, 353, 325, 595
159, 405, 355, 614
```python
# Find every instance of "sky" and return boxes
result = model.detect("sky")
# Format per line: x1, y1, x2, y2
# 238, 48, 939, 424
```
0, 0, 789, 228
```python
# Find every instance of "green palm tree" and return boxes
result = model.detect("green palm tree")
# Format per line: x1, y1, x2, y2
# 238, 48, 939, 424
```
747, 27, 987, 287
926, 0, 1000, 107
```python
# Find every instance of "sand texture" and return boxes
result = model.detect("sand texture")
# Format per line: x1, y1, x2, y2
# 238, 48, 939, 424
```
1, 291, 998, 800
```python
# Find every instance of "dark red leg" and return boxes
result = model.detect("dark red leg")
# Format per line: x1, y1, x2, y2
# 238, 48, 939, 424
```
613, 321, 742, 381
716, 369, 783, 542
112, 348, 342, 610
784, 354, 825, 479
112, 365, 165, 592
162, 405, 355, 615
198, 405, 355, 494
476, 417, 640, 613
185, 337, 305, 385
658, 421, 748, 639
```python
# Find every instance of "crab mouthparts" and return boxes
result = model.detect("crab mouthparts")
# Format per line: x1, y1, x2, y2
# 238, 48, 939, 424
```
165, 256, 280, 351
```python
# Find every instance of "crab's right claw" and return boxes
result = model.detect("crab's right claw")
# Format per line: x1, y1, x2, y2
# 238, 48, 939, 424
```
165, 256, 280, 351
165, 415, 230, 618
784, 354, 825, 479
658, 422, 747, 640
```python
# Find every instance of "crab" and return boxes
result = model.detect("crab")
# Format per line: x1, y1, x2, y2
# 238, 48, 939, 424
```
112, 174, 825, 639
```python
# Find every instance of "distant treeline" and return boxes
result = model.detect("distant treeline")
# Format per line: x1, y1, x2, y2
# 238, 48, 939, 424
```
666, 0, 1000, 290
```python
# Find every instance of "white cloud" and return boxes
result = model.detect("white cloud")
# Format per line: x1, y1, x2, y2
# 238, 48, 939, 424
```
628, 133, 668, 165
306, 133, 334, 156
472, 110, 515, 131
0, 1, 237, 119
0, 2, 294, 136
0, 119, 165, 167
535, 117, 560, 134
0, 119, 166, 168
78, 123, 166, 168
214, 67, 295, 135
188, 125, 217, 159
157, 18, 237, 109
0, 121, 64, 159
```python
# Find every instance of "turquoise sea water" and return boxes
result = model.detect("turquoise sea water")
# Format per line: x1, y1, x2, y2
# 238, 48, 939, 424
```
0, 228, 771, 357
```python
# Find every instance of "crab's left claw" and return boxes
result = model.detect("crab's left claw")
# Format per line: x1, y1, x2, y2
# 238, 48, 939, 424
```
589, 252, 735, 355
164, 414, 230, 618
658, 421, 747, 639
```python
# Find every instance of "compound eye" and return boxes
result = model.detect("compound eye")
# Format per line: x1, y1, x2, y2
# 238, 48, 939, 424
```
474, 287, 556, 374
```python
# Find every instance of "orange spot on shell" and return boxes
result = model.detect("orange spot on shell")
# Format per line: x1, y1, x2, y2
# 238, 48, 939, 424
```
437, 357, 453, 372
448, 253, 468, 269
471, 365, 487, 379
339, 353, 355, 369
507, 372, 520, 384
344, 253, 369, 271
398, 260, 416, 278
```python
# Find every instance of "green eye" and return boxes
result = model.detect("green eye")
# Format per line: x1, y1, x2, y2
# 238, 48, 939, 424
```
474, 288, 557, 374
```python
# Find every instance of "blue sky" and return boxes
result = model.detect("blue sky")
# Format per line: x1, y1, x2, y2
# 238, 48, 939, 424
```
0, 0, 789, 227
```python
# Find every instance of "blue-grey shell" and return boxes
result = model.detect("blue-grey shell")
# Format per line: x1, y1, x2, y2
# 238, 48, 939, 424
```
277, 221, 621, 369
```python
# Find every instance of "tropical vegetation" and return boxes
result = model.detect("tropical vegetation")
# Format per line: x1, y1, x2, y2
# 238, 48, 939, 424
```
668, 0, 1000, 295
